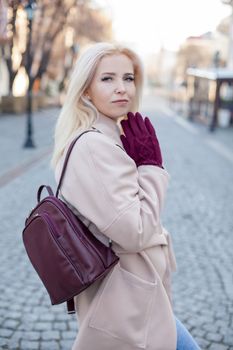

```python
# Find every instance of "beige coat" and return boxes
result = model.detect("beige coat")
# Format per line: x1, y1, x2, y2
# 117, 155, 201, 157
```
55, 113, 177, 350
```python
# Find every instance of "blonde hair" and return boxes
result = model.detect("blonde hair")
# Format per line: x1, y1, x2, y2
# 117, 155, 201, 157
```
51, 42, 144, 169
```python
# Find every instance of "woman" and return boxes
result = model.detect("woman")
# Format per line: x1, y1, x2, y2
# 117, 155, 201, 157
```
51, 42, 200, 350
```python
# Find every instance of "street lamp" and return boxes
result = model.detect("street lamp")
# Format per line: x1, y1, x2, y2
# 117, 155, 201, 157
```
23, 0, 36, 148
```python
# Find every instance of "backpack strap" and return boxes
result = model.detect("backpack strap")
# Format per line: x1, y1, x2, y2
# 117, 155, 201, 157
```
55, 129, 101, 198
55, 128, 102, 315
67, 298, 75, 314
37, 185, 54, 202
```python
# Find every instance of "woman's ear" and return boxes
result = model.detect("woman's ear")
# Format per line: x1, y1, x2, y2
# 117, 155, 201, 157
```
84, 91, 91, 101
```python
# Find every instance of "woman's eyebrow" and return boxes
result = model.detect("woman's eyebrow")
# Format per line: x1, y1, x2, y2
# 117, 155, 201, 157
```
101, 72, 134, 75
101, 72, 116, 75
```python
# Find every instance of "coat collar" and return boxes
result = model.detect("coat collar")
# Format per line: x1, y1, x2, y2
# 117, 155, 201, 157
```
92, 113, 123, 146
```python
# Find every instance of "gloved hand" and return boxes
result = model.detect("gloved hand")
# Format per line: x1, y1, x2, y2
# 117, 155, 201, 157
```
120, 112, 163, 168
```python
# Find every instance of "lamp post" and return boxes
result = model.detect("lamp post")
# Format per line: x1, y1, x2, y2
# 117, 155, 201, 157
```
23, 0, 36, 148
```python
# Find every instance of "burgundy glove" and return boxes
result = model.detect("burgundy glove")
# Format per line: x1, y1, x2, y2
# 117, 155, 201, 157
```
120, 112, 163, 168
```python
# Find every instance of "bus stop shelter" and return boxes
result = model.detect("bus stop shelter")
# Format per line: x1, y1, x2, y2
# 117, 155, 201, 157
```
186, 68, 233, 131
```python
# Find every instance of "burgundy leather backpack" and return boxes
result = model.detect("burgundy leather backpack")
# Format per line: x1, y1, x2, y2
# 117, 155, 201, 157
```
22, 129, 119, 313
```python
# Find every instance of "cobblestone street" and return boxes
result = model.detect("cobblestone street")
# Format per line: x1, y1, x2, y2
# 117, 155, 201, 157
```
0, 93, 233, 350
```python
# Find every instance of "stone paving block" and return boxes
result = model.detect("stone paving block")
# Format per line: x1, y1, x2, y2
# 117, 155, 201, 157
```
60, 339, 74, 349
0, 338, 8, 348
6, 311, 22, 320
206, 332, 223, 342
18, 321, 35, 331
2, 319, 20, 329
208, 344, 230, 350
40, 340, 60, 350
23, 331, 41, 341
186, 317, 203, 329
33, 306, 52, 315
199, 309, 215, 319
41, 330, 60, 341
53, 321, 67, 331
61, 330, 76, 340
39, 313, 55, 321
11, 330, 25, 340
22, 313, 39, 322
224, 333, 233, 346
190, 327, 206, 338
0, 328, 14, 337
194, 336, 210, 349
220, 326, 232, 337
215, 319, 230, 328
0, 301, 11, 308
22, 306, 32, 313
8, 303, 22, 311
68, 320, 78, 331
6, 338, 21, 349
20, 340, 40, 349
34, 322, 53, 331
56, 313, 71, 322
216, 309, 230, 319
203, 323, 221, 334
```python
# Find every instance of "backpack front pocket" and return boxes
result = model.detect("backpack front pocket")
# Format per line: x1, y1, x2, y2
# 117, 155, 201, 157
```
89, 264, 157, 349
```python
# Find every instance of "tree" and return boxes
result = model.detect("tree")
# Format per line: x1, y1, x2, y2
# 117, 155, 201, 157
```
1, 1, 22, 93
0, 0, 8, 43
2, 0, 112, 95
46, 1, 112, 94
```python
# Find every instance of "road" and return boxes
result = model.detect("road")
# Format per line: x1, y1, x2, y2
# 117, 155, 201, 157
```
0, 93, 232, 350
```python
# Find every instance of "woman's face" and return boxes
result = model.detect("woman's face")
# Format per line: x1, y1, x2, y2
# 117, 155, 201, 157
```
86, 54, 136, 120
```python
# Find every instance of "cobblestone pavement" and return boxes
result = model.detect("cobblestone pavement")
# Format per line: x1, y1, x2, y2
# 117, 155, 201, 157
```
0, 107, 58, 180
0, 95, 233, 350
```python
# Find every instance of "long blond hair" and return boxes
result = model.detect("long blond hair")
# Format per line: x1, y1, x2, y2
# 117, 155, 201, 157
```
51, 42, 144, 169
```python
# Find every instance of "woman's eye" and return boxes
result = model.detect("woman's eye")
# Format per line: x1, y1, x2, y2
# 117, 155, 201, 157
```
125, 76, 135, 82
101, 77, 112, 81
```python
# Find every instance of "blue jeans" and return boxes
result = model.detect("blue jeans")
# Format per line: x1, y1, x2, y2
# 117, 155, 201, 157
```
176, 317, 201, 350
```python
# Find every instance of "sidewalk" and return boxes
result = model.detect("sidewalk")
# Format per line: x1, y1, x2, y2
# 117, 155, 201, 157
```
142, 90, 233, 158
0, 96, 233, 350
0, 108, 59, 186
0, 107, 79, 350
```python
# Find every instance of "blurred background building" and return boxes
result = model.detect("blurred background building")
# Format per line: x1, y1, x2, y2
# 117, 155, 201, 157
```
0, 0, 233, 127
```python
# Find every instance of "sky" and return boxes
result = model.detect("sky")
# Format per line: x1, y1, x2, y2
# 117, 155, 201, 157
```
96, 0, 232, 57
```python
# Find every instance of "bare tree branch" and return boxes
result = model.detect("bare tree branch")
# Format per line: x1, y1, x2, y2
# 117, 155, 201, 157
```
3, 0, 112, 95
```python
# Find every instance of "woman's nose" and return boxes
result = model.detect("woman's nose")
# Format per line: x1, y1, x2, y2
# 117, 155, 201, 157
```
114, 81, 126, 94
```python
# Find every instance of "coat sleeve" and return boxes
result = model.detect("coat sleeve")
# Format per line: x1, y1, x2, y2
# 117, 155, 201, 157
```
59, 132, 170, 253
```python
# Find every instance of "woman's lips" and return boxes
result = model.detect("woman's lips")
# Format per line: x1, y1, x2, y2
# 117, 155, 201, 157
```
112, 100, 129, 104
